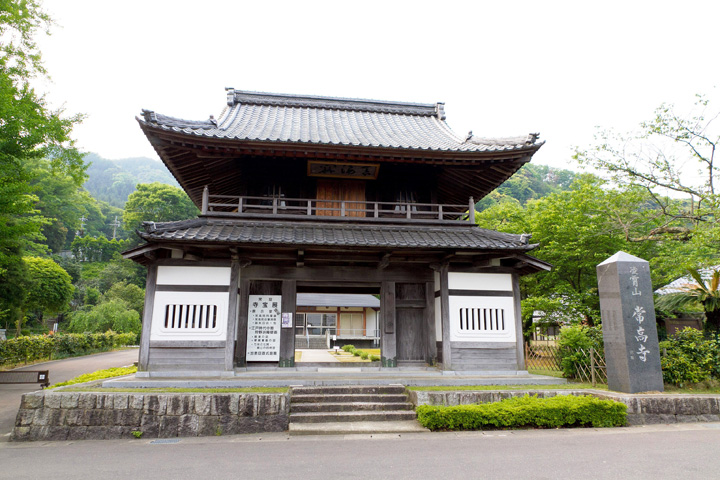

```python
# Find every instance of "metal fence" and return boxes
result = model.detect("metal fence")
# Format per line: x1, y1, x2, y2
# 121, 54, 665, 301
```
525, 344, 607, 386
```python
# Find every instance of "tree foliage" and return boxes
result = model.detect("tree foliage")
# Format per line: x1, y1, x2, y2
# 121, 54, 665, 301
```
22, 256, 73, 317
123, 182, 198, 232
575, 95, 720, 240
0, 1, 84, 327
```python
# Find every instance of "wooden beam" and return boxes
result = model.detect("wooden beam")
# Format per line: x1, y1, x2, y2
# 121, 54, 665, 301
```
224, 258, 241, 371
138, 265, 158, 372
380, 280, 397, 367
439, 263, 452, 370
280, 280, 297, 367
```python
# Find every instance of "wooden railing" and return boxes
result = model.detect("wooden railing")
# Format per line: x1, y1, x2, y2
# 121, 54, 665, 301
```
200, 186, 476, 224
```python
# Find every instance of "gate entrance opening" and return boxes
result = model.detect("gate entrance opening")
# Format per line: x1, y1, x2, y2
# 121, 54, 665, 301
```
294, 287, 380, 363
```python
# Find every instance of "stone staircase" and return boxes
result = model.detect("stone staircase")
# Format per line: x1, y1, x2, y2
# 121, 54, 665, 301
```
295, 335, 329, 349
288, 385, 428, 435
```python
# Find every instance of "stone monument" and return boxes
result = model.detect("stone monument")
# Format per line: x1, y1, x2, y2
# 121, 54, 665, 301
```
597, 251, 664, 393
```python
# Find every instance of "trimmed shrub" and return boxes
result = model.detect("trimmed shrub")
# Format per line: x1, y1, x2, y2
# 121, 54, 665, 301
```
360, 351, 369, 360
342, 345, 355, 352
659, 327, 719, 386
353, 349, 361, 357
416, 394, 626, 431
0, 331, 136, 366
369, 354, 381, 362
557, 325, 603, 378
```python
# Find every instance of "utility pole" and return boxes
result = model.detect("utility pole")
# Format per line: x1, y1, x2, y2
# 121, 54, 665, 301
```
111, 216, 121, 240
77, 216, 87, 237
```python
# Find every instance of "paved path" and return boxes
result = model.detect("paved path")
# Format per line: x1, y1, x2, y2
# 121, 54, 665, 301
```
0, 348, 139, 441
0, 422, 719, 479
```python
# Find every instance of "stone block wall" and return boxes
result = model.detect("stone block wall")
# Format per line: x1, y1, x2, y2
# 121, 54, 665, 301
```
407, 389, 720, 425
12, 391, 289, 442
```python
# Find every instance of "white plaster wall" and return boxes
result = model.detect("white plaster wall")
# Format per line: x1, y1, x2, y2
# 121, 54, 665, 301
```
150, 291, 228, 341
156, 266, 231, 286
449, 295, 516, 342
448, 272, 512, 291
365, 308, 378, 336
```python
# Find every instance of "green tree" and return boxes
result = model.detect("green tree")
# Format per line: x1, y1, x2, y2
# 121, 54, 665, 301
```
68, 300, 141, 336
123, 182, 198, 232
102, 282, 145, 315
575, 95, 720, 246
476, 175, 664, 325
0, 1, 84, 328
22, 256, 74, 332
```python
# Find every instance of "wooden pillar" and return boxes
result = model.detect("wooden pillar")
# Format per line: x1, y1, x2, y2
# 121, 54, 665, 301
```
224, 259, 241, 372
234, 278, 250, 367
439, 263, 452, 370
424, 280, 437, 365
380, 280, 397, 367
138, 265, 157, 372
279, 280, 297, 367
512, 273, 526, 370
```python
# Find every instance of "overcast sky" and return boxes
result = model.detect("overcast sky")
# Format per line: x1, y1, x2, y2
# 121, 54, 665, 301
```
36, 0, 720, 173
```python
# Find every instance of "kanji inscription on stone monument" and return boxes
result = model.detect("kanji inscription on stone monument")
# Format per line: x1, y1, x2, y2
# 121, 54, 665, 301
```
597, 252, 664, 393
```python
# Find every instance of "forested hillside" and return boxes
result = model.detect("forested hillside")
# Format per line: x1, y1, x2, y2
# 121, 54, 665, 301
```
83, 153, 178, 207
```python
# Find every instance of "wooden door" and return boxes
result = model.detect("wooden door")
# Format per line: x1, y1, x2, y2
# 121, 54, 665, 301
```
316, 180, 366, 217
395, 283, 426, 362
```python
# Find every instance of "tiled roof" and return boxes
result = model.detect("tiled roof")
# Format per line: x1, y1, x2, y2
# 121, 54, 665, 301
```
139, 217, 537, 251
655, 265, 720, 295
297, 294, 380, 308
139, 89, 542, 153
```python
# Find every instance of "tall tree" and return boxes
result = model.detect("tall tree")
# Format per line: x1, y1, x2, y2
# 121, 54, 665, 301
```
0, 1, 84, 326
575, 95, 720, 241
123, 182, 199, 232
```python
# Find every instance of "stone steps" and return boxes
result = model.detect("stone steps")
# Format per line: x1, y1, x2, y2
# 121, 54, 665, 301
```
291, 402, 413, 413
291, 394, 410, 404
290, 410, 418, 423
292, 385, 406, 395
288, 384, 423, 434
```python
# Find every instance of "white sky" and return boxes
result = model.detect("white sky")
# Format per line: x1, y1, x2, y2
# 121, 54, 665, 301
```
35, 0, 720, 173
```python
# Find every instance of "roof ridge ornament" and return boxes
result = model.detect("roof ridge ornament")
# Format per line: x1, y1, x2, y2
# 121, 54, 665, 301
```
226, 87, 236, 106
435, 102, 446, 120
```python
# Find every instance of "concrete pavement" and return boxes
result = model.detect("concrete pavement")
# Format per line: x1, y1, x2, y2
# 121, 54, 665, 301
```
0, 422, 718, 479
0, 348, 138, 441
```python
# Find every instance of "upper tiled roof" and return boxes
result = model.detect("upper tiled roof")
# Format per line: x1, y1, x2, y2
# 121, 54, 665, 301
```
139, 89, 542, 153
138, 217, 537, 251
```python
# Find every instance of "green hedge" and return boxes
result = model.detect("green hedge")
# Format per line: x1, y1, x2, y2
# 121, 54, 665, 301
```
0, 331, 136, 366
416, 394, 626, 431
659, 328, 720, 386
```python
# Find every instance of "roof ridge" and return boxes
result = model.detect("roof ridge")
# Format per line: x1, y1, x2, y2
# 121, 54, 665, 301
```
225, 88, 443, 118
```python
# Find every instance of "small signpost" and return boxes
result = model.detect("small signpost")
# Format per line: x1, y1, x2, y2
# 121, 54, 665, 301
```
597, 252, 664, 393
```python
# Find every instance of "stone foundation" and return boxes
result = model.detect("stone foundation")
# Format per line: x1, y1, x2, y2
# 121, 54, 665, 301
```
12, 391, 289, 442
408, 389, 720, 425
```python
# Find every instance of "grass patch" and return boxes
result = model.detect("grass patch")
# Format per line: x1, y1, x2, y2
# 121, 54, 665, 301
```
417, 394, 627, 430
61, 387, 289, 393
408, 383, 606, 391
527, 368, 564, 378
49, 366, 137, 388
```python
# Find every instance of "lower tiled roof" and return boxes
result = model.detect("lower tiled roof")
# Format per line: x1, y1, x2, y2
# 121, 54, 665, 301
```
138, 217, 536, 251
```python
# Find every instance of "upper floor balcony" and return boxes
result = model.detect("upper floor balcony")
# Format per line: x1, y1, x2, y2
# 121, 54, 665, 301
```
200, 186, 477, 226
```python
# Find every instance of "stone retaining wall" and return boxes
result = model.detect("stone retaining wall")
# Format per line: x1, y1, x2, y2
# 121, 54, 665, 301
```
407, 389, 720, 425
12, 391, 289, 442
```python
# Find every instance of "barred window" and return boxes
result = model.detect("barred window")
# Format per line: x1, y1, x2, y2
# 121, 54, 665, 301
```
459, 308, 506, 332
163, 304, 218, 330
